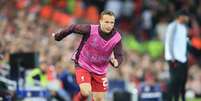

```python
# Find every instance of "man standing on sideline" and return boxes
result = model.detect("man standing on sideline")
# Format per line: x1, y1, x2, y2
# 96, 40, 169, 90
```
165, 10, 189, 101
52, 10, 123, 101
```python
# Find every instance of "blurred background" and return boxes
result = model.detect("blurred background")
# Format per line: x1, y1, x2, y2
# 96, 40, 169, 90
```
0, 0, 201, 101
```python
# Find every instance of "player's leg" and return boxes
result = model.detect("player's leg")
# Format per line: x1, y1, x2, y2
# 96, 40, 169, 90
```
91, 74, 108, 101
167, 61, 177, 101
80, 83, 92, 97
172, 62, 181, 101
92, 92, 106, 101
74, 67, 92, 101
180, 62, 188, 101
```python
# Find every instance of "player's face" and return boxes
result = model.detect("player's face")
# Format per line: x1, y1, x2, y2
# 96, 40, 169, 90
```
183, 16, 189, 23
180, 15, 189, 23
100, 15, 115, 33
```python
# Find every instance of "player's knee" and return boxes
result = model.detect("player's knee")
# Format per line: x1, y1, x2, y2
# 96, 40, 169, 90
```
93, 93, 105, 101
79, 84, 91, 96
80, 88, 91, 96
93, 95, 104, 101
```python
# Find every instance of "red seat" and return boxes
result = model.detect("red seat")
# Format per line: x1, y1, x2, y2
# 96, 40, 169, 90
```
52, 11, 73, 26
85, 6, 99, 23
40, 5, 53, 19
192, 37, 201, 49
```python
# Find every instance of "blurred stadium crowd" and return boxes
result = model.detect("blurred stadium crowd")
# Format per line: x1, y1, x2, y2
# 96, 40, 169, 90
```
0, 0, 201, 101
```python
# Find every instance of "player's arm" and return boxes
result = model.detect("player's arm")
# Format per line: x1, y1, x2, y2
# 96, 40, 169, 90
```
110, 40, 123, 68
52, 24, 90, 41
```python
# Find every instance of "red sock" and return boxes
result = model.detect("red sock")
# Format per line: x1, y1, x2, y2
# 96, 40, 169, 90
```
73, 92, 88, 101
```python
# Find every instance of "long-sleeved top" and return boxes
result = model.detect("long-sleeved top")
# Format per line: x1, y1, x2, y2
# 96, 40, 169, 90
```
54, 24, 123, 67
165, 21, 188, 63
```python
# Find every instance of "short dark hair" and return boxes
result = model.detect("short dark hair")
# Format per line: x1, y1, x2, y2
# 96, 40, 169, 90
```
176, 9, 189, 18
100, 10, 115, 19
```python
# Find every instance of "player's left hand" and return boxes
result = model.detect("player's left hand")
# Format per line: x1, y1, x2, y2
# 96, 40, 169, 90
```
110, 58, 119, 68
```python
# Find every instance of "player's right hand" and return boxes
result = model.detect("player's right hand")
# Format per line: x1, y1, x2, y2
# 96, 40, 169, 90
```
52, 29, 62, 37
52, 33, 56, 37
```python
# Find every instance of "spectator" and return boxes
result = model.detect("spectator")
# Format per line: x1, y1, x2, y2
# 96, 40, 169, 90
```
165, 10, 189, 101
55, 63, 80, 100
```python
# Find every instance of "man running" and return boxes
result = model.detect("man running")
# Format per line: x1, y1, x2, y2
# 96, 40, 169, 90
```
52, 10, 123, 101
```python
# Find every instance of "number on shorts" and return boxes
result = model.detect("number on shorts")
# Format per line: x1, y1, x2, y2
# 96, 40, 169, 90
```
101, 77, 108, 87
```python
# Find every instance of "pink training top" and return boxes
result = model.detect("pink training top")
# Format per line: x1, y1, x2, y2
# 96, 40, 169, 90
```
78, 25, 121, 75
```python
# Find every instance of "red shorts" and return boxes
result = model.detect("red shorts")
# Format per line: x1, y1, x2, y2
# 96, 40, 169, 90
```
75, 67, 108, 92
